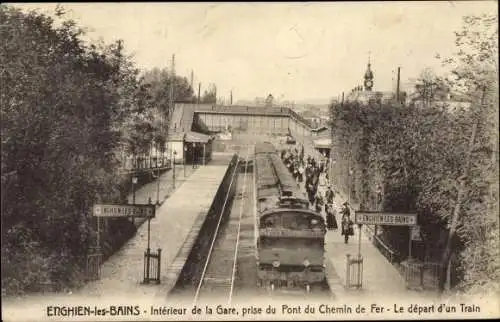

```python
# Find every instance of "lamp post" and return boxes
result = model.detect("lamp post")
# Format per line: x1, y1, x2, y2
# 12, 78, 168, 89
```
183, 145, 187, 177
132, 176, 138, 204
192, 142, 196, 169
348, 168, 353, 203
132, 175, 138, 224
156, 165, 160, 205
173, 150, 177, 190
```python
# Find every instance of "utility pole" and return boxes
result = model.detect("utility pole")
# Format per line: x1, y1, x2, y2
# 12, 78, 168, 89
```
168, 54, 176, 132
198, 82, 201, 104
190, 69, 194, 89
168, 54, 175, 183
170, 54, 176, 104
230, 90, 233, 105
396, 67, 401, 103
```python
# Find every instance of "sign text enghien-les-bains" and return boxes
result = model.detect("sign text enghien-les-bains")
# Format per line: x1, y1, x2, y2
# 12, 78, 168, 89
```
354, 212, 417, 226
93, 204, 155, 218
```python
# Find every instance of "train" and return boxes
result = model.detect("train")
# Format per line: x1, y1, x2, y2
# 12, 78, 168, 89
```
254, 142, 327, 293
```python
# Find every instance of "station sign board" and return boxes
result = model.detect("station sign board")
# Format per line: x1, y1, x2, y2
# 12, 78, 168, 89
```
354, 211, 417, 226
93, 204, 155, 218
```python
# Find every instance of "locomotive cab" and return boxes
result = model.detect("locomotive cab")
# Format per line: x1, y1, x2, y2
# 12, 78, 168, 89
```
279, 196, 309, 210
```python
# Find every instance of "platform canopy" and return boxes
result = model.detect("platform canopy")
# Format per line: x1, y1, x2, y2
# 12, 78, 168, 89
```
313, 137, 332, 149
184, 131, 212, 144
168, 130, 213, 144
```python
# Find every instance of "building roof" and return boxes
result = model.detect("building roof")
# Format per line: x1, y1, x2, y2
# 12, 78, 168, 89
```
194, 104, 315, 129
168, 131, 213, 144
195, 104, 291, 116
185, 131, 212, 143
169, 103, 194, 133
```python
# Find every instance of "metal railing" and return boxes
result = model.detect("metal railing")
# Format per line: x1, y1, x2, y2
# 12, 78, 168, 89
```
193, 155, 241, 304
143, 248, 162, 284
401, 260, 441, 291
345, 254, 363, 289
372, 235, 399, 264
85, 252, 102, 281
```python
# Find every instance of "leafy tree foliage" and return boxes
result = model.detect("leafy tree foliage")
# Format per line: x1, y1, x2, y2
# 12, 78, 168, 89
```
201, 83, 217, 104
330, 14, 498, 295
1, 5, 220, 296
0, 5, 140, 295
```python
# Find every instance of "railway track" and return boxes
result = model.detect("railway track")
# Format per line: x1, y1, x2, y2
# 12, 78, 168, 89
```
193, 147, 251, 304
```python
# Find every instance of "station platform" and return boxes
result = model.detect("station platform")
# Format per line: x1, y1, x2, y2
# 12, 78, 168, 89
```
320, 184, 437, 301
268, 136, 435, 301
76, 156, 232, 300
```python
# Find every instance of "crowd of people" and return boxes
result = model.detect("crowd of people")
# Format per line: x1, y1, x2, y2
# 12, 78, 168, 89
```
281, 144, 354, 244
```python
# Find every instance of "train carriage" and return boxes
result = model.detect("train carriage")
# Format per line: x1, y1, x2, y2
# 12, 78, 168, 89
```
254, 142, 327, 293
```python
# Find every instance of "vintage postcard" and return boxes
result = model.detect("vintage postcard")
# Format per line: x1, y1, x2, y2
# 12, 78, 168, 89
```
1, 1, 499, 321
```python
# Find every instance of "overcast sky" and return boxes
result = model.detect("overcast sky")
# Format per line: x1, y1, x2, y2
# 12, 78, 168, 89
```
13, 2, 498, 103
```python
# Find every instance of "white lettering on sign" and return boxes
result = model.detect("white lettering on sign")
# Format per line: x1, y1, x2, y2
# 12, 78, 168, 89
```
354, 212, 417, 226
93, 204, 155, 218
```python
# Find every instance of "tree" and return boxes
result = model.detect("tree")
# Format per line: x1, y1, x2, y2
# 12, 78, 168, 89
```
409, 68, 449, 108
329, 13, 498, 297
136, 68, 196, 155
436, 13, 499, 295
201, 83, 217, 104
0, 5, 138, 294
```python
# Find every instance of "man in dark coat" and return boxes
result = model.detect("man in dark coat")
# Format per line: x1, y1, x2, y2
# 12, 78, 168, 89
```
325, 186, 335, 205
314, 194, 324, 214
325, 203, 338, 230
341, 203, 354, 244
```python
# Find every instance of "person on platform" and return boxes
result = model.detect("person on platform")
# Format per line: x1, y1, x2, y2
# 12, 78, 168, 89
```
298, 163, 304, 183
341, 202, 354, 244
325, 203, 338, 230
314, 194, 324, 214
325, 186, 335, 205
319, 169, 327, 187
307, 184, 316, 206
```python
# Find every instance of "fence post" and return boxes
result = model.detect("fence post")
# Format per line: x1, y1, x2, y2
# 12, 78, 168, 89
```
345, 254, 350, 288
157, 248, 162, 284
358, 255, 363, 289
143, 251, 147, 283
147, 248, 151, 283
420, 263, 425, 289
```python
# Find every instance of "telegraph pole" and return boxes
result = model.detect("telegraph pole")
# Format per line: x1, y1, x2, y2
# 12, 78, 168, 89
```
170, 54, 176, 104
190, 69, 194, 89
169, 54, 176, 186
198, 83, 201, 104
396, 67, 401, 103
230, 90, 233, 105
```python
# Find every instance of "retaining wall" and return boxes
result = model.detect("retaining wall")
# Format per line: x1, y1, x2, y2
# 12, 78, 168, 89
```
171, 154, 240, 292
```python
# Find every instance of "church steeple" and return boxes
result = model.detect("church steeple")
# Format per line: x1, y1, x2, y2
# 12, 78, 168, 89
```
364, 54, 374, 91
